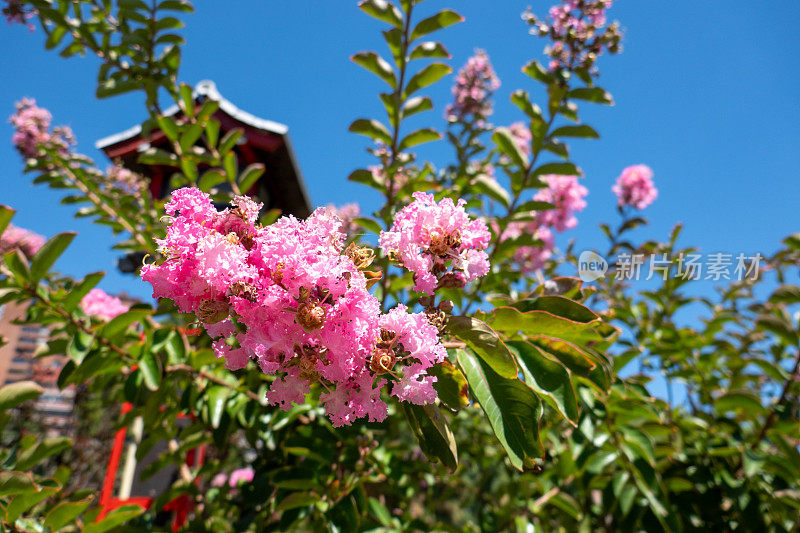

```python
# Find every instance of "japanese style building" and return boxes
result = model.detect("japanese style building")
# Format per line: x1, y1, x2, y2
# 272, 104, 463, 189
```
95, 79, 311, 214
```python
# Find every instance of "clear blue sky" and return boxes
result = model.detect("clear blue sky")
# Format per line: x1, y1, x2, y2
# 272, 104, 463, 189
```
1, 0, 799, 304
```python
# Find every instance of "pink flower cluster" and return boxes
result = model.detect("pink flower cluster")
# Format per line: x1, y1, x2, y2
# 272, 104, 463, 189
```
612, 164, 657, 210
0, 223, 45, 257
533, 174, 589, 232
327, 203, 361, 237
80, 288, 130, 321
369, 143, 409, 195
9, 98, 73, 158
379, 192, 491, 295
503, 174, 588, 272
3, 0, 35, 30
523, 0, 621, 73
228, 467, 254, 487
141, 188, 448, 427
509, 122, 532, 158
445, 50, 501, 126
106, 165, 145, 194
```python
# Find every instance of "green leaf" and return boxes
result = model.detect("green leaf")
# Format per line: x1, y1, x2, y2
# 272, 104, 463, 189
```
45, 25, 68, 50
179, 83, 195, 116
620, 426, 656, 466
429, 360, 469, 411
6, 486, 59, 523
29, 232, 76, 282
218, 128, 243, 155
205, 119, 220, 147
206, 386, 230, 429
349, 119, 392, 144
138, 147, 178, 166
510, 90, 543, 121
401, 95, 433, 118
156, 116, 179, 142
357, 0, 403, 28
238, 163, 266, 192
62, 271, 104, 312
4, 249, 30, 282
473, 174, 510, 208
512, 296, 599, 323
550, 125, 599, 139
715, 390, 766, 416
15, 437, 71, 471
522, 60, 554, 84
485, 306, 602, 344
0, 471, 38, 497
158, 0, 194, 13
456, 349, 543, 470
549, 492, 582, 519
403, 63, 452, 99
0, 205, 15, 237
198, 169, 226, 191
43, 496, 93, 531
531, 162, 581, 178
223, 152, 238, 182
400, 403, 458, 470
770, 285, 800, 305
140, 352, 161, 391
348, 169, 382, 190
398, 128, 441, 151
353, 217, 382, 235
102, 309, 151, 338
0, 381, 43, 412
179, 123, 204, 153
568, 87, 614, 105
410, 10, 463, 41
352, 52, 397, 89
409, 41, 450, 60
492, 128, 528, 169
83, 505, 145, 533
275, 491, 317, 512
508, 341, 578, 424
757, 315, 799, 345
447, 317, 518, 378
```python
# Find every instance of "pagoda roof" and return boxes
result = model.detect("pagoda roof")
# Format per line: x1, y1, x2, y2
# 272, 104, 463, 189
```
96, 79, 289, 148
95, 80, 311, 218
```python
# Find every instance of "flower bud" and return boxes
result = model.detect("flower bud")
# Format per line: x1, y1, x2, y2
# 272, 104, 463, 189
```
438, 299, 454, 313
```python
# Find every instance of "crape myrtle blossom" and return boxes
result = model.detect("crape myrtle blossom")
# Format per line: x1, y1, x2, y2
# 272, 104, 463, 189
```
0, 223, 45, 257
445, 49, 501, 126
80, 288, 130, 321
379, 192, 491, 295
533, 174, 588, 232
106, 164, 146, 194
500, 174, 588, 272
523, 0, 621, 73
9, 98, 74, 158
228, 467, 254, 487
141, 188, 452, 427
327, 203, 361, 237
3, 0, 35, 30
612, 164, 657, 210
509, 122, 532, 158
502, 222, 555, 273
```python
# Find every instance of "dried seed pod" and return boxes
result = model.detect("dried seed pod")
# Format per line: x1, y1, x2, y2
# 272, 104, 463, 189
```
344, 242, 376, 270
296, 299, 326, 330
196, 299, 230, 324
369, 348, 398, 375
